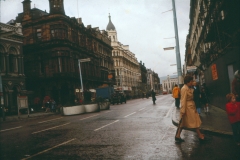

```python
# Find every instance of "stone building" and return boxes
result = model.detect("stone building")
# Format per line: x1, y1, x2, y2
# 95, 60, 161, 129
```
0, 22, 28, 114
185, 0, 240, 109
146, 69, 160, 94
138, 61, 147, 96
13, 0, 115, 106
106, 14, 141, 98
162, 75, 178, 94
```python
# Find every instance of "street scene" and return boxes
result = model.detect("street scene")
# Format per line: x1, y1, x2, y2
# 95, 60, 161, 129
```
1, 0, 240, 159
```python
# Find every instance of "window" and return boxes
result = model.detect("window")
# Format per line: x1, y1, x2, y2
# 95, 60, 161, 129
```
51, 24, 68, 39
36, 28, 42, 40
71, 29, 78, 43
0, 55, 5, 71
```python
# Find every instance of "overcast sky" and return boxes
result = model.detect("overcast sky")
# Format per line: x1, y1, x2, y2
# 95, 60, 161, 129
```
1, 0, 190, 78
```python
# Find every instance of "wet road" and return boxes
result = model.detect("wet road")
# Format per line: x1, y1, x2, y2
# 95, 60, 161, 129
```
0, 95, 240, 160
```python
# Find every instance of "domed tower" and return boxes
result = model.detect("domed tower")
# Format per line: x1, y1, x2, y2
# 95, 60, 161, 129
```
49, 0, 65, 15
106, 13, 118, 42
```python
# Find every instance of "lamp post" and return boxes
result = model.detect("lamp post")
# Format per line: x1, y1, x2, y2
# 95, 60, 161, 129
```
172, 0, 183, 87
163, 0, 183, 87
78, 58, 91, 100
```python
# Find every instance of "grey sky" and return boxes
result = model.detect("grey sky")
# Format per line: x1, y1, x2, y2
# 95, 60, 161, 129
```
1, 0, 190, 78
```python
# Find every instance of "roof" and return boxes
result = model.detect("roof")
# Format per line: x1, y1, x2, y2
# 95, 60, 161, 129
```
15, 8, 49, 23
106, 14, 116, 31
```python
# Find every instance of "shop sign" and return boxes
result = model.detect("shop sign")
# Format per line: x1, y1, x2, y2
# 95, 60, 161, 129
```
211, 64, 218, 80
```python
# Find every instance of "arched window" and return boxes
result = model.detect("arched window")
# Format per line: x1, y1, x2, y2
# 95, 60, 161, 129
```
9, 47, 18, 73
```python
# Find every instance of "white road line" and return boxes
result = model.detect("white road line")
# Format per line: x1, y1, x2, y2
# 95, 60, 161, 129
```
165, 105, 174, 118
94, 120, 119, 131
124, 112, 136, 118
32, 123, 70, 134
0, 126, 22, 132
139, 108, 145, 111
79, 114, 99, 121
21, 138, 76, 160
38, 117, 63, 124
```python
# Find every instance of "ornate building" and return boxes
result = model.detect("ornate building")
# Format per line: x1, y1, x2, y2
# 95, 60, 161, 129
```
0, 22, 28, 114
13, 0, 115, 106
185, 0, 240, 109
106, 14, 141, 98
162, 75, 178, 94
146, 69, 160, 93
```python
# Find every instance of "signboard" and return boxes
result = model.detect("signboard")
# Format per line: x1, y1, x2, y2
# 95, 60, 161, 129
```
211, 64, 218, 80
17, 96, 29, 118
108, 74, 113, 80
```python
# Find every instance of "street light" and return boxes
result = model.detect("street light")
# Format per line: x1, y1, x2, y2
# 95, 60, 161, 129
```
78, 58, 91, 99
163, 0, 183, 87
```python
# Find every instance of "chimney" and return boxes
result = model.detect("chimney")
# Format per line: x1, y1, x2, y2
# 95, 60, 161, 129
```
49, 0, 65, 15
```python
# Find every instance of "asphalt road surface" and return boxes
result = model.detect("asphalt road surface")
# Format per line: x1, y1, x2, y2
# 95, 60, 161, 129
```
0, 95, 240, 160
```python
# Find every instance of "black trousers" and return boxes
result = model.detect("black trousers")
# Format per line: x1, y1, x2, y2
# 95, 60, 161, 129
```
175, 98, 180, 108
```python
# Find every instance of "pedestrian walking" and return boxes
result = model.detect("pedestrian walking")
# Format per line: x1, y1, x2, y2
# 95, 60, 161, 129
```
175, 75, 205, 142
193, 81, 201, 114
172, 84, 181, 108
51, 99, 56, 112
201, 88, 210, 113
225, 93, 240, 146
232, 70, 240, 102
151, 90, 156, 105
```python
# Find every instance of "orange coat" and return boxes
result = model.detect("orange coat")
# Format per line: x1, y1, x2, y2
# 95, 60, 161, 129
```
180, 84, 202, 128
172, 86, 180, 98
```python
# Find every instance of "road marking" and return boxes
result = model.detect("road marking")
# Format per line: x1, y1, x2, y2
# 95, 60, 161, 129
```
32, 123, 70, 134
21, 138, 76, 160
0, 126, 22, 132
139, 108, 145, 111
104, 111, 112, 113
38, 117, 63, 124
165, 106, 174, 118
124, 112, 136, 118
94, 120, 119, 131
79, 114, 99, 121
160, 126, 170, 142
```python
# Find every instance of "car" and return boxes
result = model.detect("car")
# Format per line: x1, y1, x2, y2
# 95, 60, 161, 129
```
162, 91, 168, 95
111, 92, 127, 104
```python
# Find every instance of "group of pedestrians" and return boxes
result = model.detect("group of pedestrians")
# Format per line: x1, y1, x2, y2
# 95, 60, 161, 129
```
44, 99, 57, 113
172, 80, 209, 115
174, 70, 240, 146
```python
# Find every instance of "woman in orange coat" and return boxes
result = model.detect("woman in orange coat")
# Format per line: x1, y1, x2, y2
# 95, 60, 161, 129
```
172, 84, 181, 108
175, 75, 204, 142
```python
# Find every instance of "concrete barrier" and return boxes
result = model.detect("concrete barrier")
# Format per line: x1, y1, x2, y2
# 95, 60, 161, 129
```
62, 105, 85, 115
100, 102, 110, 110
84, 104, 100, 113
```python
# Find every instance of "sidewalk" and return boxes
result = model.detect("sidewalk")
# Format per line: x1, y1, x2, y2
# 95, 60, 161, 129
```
172, 104, 233, 137
0, 111, 57, 123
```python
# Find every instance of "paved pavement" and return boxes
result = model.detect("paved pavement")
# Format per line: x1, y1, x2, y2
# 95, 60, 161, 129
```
172, 104, 233, 137
0, 111, 57, 123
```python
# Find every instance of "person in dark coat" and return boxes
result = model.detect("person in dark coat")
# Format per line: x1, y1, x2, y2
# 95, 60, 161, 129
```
201, 88, 210, 113
193, 81, 201, 114
151, 89, 156, 104
232, 70, 240, 102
